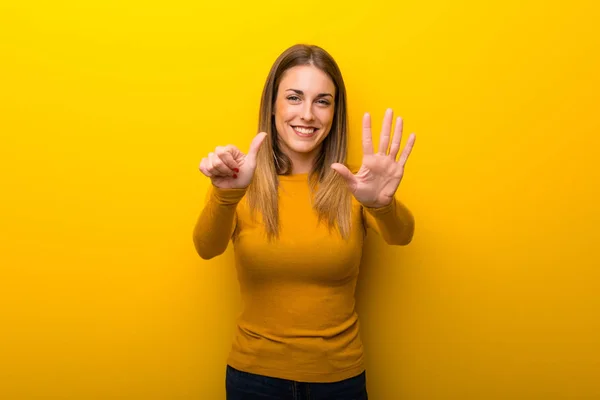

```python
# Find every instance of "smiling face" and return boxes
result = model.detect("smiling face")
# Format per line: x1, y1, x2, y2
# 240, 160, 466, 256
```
273, 64, 336, 170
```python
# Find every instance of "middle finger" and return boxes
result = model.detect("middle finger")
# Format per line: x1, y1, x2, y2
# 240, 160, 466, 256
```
378, 108, 394, 155
209, 152, 233, 176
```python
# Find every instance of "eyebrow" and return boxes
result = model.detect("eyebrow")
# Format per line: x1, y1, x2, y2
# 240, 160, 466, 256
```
286, 88, 333, 98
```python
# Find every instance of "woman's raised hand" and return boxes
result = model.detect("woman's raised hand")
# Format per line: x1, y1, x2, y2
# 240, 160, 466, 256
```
331, 109, 416, 208
199, 132, 268, 189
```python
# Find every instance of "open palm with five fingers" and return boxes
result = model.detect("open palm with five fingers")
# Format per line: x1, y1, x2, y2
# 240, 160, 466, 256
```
331, 109, 416, 208
199, 132, 268, 189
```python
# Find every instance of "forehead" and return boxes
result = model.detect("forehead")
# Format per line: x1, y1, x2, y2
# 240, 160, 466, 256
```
279, 65, 335, 94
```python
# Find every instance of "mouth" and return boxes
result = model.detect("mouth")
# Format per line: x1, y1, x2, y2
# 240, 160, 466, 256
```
291, 125, 319, 137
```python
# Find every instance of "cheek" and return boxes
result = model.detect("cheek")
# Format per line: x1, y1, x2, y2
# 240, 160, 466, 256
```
275, 105, 295, 124
317, 108, 335, 126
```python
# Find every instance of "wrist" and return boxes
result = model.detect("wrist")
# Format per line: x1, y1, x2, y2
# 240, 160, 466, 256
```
362, 198, 395, 213
361, 197, 393, 209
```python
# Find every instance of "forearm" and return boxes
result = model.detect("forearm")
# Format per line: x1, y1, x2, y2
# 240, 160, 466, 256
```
363, 198, 415, 245
192, 185, 247, 259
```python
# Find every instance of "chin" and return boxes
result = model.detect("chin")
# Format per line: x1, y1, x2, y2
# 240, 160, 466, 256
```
286, 142, 316, 154
296, 133, 327, 147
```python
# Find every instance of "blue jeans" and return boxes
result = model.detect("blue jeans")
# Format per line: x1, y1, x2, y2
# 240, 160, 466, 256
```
225, 365, 368, 400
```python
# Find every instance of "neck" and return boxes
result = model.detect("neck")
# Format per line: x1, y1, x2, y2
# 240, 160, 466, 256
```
283, 147, 321, 174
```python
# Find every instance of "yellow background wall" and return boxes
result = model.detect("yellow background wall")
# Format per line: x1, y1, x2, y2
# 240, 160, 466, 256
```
1, 1, 599, 398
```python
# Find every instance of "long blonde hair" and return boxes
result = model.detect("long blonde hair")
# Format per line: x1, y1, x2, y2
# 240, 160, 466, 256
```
246, 44, 352, 241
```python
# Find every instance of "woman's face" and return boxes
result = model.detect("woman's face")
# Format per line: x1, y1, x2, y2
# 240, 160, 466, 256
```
273, 65, 336, 162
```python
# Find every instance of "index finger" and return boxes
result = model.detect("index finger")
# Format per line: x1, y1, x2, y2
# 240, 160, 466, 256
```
215, 146, 239, 171
362, 113, 374, 155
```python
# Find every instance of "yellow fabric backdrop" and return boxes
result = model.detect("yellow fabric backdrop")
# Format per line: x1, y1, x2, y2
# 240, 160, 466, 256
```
1, 1, 599, 398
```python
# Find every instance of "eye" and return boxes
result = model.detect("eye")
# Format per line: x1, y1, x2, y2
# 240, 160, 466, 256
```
317, 99, 331, 106
287, 95, 301, 102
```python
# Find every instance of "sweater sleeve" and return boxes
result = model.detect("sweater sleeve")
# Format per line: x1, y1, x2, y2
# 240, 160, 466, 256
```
361, 197, 415, 245
192, 184, 248, 260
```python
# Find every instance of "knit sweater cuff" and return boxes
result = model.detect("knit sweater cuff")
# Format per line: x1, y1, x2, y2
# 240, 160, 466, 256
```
210, 185, 248, 205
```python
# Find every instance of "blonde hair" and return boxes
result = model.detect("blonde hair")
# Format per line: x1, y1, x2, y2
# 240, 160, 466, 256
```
246, 44, 352, 241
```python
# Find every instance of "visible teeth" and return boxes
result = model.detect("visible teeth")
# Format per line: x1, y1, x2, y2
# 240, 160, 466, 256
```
294, 127, 315, 134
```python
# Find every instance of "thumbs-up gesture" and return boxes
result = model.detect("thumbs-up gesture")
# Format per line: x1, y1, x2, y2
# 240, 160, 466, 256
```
199, 132, 268, 189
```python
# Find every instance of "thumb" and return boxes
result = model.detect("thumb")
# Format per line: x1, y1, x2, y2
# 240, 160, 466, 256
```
246, 132, 268, 162
331, 163, 357, 192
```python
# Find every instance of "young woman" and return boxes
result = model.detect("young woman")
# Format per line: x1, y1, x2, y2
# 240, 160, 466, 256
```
193, 43, 416, 399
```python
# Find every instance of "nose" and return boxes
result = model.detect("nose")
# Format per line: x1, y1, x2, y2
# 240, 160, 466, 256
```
301, 103, 315, 121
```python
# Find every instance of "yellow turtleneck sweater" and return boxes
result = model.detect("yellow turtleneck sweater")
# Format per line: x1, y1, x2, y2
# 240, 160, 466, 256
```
193, 172, 414, 383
